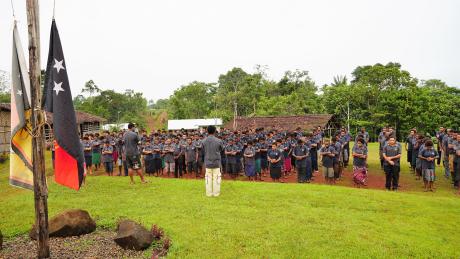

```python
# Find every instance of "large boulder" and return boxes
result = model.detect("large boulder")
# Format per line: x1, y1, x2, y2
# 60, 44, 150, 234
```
29, 209, 96, 240
114, 220, 153, 251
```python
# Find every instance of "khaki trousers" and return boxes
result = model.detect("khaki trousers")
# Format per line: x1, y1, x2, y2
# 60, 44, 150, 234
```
205, 167, 221, 197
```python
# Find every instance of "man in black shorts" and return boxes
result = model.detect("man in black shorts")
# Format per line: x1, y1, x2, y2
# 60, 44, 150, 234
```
123, 123, 147, 184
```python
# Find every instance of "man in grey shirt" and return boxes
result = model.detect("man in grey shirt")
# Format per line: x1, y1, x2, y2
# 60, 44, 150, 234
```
123, 123, 146, 184
202, 125, 224, 197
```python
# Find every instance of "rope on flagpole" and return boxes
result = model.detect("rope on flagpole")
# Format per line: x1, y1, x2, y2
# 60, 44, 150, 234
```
53, 0, 56, 19
10, 0, 16, 19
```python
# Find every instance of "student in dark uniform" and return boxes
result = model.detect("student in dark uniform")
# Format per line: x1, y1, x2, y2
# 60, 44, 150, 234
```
243, 140, 256, 181
436, 127, 445, 166
82, 136, 93, 175
267, 142, 282, 182
142, 138, 155, 176
174, 138, 185, 178
185, 137, 199, 178
152, 138, 162, 177
91, 137, 101, 171
102, 140, 114, 176
352, 138, 368, 187
332, 134, 343, 180
419, 140, 438, 192
453, 133, 460, 193
282, 137, 292, 177
259, 138, 269, 177
293, 139, 308, 183
319, 139, 335, 185
382, 136, 402, 191
413, 135, 425, 180
254, 139, 263, 181
310, 131, 320, 175
405, 129, 416, 169
225, 139, 238, 179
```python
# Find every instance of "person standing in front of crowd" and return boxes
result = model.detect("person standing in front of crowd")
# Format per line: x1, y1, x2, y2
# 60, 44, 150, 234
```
419, 140, 438, 192
82, 135, 93, 175
102, 140, 114, 176
123, 123, 147, 184
267, 142, 282, 182
405, 129, 416, 170
202, 125, 224, 197
382, 136, 402, 191
352, 138, 368, 187
243, 140, 256, 181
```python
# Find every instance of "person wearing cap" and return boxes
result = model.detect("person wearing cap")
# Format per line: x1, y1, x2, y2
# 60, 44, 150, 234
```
123, 123, 147, 184
202, 125, 224, 197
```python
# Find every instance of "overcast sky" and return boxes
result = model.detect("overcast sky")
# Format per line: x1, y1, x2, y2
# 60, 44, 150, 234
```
1, 0, 459, 101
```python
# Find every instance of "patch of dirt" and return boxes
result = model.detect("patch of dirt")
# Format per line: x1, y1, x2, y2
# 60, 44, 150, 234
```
0, 229, 148, 259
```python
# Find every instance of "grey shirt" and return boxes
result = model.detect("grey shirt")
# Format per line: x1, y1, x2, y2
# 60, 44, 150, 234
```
202, 135, 224, 169
383, 143, 402, 166
123, 130, 140, 157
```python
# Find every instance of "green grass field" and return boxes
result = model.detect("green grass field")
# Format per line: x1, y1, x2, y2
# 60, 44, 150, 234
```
1, 143, 460, 258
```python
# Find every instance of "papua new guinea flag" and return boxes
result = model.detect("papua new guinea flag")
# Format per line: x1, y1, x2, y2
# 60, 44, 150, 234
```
43, 20, 85, 190
9, 21, 34, 190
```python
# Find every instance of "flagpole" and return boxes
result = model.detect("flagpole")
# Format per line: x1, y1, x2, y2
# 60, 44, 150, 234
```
26, 0, 50, 258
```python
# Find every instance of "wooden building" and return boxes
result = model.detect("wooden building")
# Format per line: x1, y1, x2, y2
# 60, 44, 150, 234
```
224, 114, 340, 135
0, 103, 11, 154
0, 103, 106, 147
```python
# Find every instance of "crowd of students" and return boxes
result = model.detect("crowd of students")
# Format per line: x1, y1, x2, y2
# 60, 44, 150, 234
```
69, 124, 460, 193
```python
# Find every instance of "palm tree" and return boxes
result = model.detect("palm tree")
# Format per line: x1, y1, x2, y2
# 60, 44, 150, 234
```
332, 75, 348, 87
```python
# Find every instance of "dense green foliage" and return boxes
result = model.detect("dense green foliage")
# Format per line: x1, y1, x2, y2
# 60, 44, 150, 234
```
155, 63, 459, 139
73, 80, 148, 128
1, 144, 460, 258
0, 70, 11, 103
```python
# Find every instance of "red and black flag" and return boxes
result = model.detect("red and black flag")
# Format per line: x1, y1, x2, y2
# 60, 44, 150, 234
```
43, 20, 85, 190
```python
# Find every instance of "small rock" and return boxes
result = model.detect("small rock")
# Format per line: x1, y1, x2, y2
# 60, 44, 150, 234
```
114, 220, 153, 251
29, 209, 96, 240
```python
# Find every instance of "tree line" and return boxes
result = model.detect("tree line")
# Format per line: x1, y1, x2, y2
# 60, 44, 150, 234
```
152, 62, 460, 140
1, 63, 459, 140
